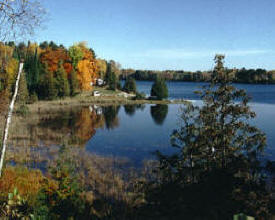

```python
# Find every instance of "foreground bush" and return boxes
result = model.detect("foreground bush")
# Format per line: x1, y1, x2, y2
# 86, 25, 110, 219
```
139, 55, 274, 220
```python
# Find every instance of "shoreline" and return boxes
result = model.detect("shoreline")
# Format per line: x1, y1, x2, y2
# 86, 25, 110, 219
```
26, 88, 188, 113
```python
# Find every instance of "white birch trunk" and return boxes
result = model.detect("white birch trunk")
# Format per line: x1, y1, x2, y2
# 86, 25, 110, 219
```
0, 62, 24, 177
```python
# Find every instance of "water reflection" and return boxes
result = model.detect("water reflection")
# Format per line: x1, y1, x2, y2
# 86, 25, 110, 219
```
38, 107, 105, 145
150, 105, 168, 125
10, 104, 156, 148
124, 104, 145, 116
103, 105, 120, 130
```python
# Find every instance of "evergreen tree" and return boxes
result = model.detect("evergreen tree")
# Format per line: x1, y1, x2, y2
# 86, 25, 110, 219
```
48, 70, 58, 100
123, 77, 137, 93
109, 71, 117, 90
17, 72, 29, 104
69, 69, 79, 96
150, 77, 168, 100
39, 63, 58, 100
105, 62, 117, 90
24, 48, 40, 96
105, 62, 112, 86
55, 62, 70, 98
142, 55, 271, 219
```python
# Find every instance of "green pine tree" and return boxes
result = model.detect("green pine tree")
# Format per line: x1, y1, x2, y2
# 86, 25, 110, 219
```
150, 77, 168, 100
69, 69, 79, 96
48, 70, 58, 100
55, 62, 70, 98
143, 55, 271, 219
123, 77, 137, 93
17, 71, 29, 104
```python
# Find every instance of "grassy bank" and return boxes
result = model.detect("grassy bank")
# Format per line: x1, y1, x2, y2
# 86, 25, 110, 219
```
26, 86, 188, 113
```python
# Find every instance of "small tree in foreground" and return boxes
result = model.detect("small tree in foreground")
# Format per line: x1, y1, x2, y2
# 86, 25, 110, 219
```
150, 77, 168, 100
141, 55, 272, 219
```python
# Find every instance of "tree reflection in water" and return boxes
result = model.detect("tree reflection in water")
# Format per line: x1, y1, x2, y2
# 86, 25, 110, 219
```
124, 104, 145, 117
150, 104, 168, 125
103, 105, 120, 130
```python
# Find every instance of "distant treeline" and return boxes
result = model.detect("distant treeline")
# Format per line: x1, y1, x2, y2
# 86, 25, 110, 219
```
121, 68, 275, 84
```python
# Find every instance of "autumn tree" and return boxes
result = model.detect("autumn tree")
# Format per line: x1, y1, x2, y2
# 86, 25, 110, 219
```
108, 60, 121, 77
5, 58, 19, 94
75, 42, 98, 91
68, 44, 84, 70
40, 48, 72, 75
0, 43, 15, 90
96, 59, 107, 79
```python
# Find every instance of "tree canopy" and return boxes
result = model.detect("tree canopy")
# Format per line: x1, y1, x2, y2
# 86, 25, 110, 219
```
150, 77, 168, 100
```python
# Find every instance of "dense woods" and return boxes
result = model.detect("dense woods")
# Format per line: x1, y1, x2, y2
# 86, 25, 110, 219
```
121, 68, 275, 84
1, 40, 275, 107
0, 41, 122, 102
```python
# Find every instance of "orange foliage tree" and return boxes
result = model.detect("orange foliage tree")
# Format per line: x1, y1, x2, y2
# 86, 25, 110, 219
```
40, 48, 72, 75
75, 108, 104, 145
75, 42, 98, 91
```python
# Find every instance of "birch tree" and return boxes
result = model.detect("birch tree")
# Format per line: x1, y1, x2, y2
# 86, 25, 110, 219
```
0, 62, 23, 177
0, 0, 46, 41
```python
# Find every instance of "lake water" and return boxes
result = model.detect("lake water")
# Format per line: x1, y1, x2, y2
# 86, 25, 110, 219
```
10, 81, 275, 166
86, 81, 275, 165
134, 81, 275, 104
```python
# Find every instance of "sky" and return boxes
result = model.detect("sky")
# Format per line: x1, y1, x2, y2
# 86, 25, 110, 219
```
35, 0, 275, 71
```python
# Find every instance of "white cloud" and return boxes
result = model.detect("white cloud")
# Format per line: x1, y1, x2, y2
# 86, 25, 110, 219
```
135, 49, 270, 59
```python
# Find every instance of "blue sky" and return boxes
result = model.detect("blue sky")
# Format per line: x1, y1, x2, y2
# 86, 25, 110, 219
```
36, 0, 275, 71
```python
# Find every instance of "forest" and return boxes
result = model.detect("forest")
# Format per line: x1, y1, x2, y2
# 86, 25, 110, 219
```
0, 41, 121, 102
121, 67, 275, 84
1, 40, 275, 108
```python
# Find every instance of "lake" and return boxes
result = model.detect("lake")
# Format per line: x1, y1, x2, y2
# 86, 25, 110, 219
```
8, 81, 275, 166
88, 81, 275, 165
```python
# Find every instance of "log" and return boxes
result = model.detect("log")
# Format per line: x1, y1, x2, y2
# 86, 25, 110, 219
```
0, 62, 24, 177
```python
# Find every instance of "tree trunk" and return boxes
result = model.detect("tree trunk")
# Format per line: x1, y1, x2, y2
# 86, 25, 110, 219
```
0, 62, 24, 177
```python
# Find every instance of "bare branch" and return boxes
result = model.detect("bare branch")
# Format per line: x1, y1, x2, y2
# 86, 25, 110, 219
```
0, 0, 46, 41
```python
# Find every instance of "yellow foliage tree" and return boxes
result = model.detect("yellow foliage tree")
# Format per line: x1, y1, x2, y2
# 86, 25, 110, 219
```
96, 59, 107, 79
75, 42, 98, 91
5, 58, 19, 92
77, 60, 94, 91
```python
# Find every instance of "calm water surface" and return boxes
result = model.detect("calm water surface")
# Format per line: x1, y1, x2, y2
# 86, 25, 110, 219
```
85, 81, 275, 165
11, 81, 274, 166
134, 81, 275, 104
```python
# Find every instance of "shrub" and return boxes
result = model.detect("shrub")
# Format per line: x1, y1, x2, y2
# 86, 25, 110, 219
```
134, 92, 146, 100
150, 77, 168, 100
123, 77, 137, 93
